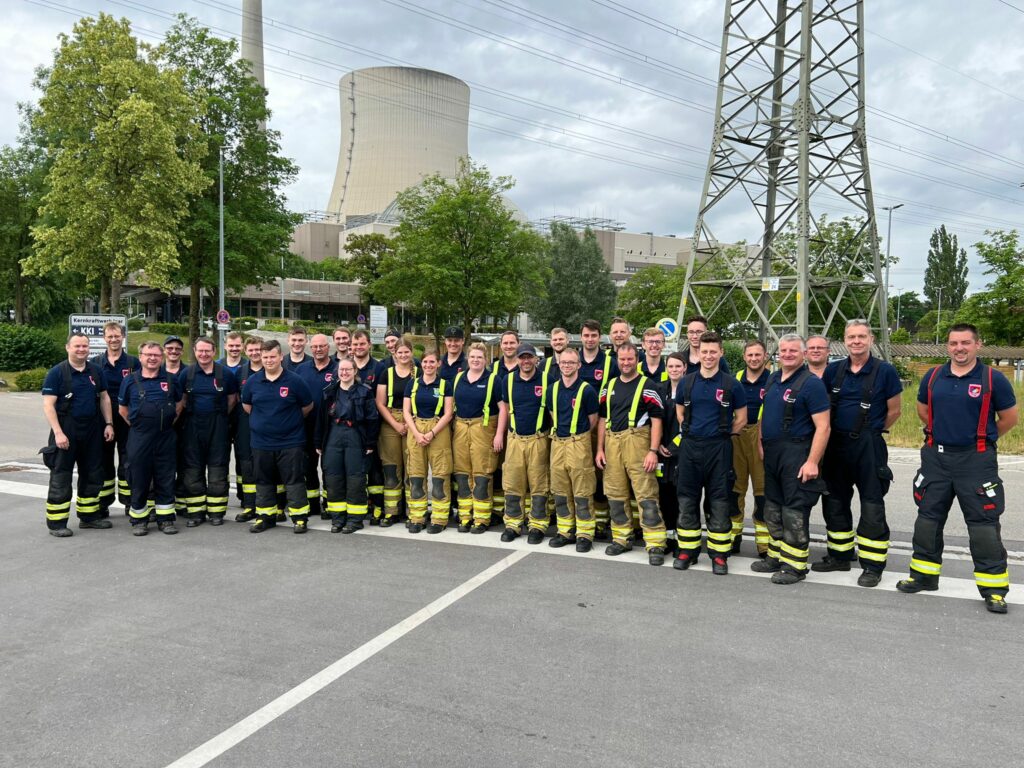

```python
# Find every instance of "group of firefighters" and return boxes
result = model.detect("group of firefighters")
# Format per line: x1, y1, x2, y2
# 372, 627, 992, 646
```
39, 315, 1018, 613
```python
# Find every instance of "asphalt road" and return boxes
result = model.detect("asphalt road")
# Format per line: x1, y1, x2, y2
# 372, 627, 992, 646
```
1, 391, 1022, 768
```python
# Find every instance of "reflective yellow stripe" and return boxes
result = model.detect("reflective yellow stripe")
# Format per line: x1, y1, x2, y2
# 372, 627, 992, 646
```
46, 510, 71, 521
242, 484, 257, 493
828, 530, 855, 541
553, 380, 588, 436
508, 374, 547, 433
975, 571, 1010, 588
910, 558, 942, 575
604, 375, 648, 430
856, 535, 890, 550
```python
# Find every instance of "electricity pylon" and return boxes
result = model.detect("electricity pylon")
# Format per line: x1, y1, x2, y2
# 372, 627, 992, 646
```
676, 0, 887, 356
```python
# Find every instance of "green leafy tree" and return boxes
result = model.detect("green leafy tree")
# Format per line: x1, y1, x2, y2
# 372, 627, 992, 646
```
342, 232, 394, 309
953, 230, 1024, 344
889, 327, 911, 343
616, 265, 686, 332
888, 290, 927, 335
915, 309, 953, 344
532, 223, 616, 330
378, 158, 548, 337
25, 14, 208, 311
157, 16, 299, 343
923, 225, 969, 311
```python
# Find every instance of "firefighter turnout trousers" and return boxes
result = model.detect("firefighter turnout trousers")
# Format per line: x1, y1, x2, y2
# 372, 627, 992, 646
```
603, 427, 665, 550
303, 416, 323, 518
676, 436, 735, 561
235, 413, 256, 519
732, 423, 767, 554
322, 424, 369, 525
908, 445, 1009, 598
99, 410, 131, 514
180, 411, 230, 523
821, 431, 892, 572
762, 438, 827, 575
44, 416, 104, 530
453, 417, 499, 526
590, 429, 610, 533
377, 409, 408, 522
406, 417, 452, 527
253, 446, 309, 527
502, 433, 550, 534
125, 412, 177, 525
549, 434, 597, 540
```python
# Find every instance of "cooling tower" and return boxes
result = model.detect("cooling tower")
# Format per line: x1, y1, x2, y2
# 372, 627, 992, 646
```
327, 67, 470, 220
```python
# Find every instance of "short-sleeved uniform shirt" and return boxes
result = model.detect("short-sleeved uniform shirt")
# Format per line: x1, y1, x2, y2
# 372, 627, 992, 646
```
760, 369, 830, 441
218, 358, 244, 377
378, 364, 416, 411
501, 369, 548, 436
439, 353, 467, 385
549, 377, 599, 437
823, 356, 902, 433
355, 356, 380, 389
685, 351, 730, 377
676, 369, 747, 438
94, 350, 140, 399
284, 354, 311, 372
736, 367, 771, 425
241, 369, 313, 450
405, 376, 449, 418
181, 364, 238, 414
42, 363, 101, 419
453, 368, 500, 420
601, 375, 664, 432
639, 357, 667, 382
579, 349, 619, 393
118, 370, 184, 423
917, 362, 1017, 446
494, 360, 519, 387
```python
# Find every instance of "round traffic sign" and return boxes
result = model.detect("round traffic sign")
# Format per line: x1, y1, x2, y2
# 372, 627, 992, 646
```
216, 309, 231, 325
357, 314, 366, 324
656, 317, 679, 341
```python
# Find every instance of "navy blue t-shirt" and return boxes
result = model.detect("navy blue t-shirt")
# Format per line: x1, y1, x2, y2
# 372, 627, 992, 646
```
439, 353, 467, 385
241, 369, 313, 450
685, 351, 730, 377
181, 364, 238, 414
118, 370, 183, 423
405, 376, 450, 418
676, 369, 747, 438
218, 358, 243, 376
298, 360, 337, 419
283, 353, 311, 372
42, 362, 102, 419
760, 369, 830, 441
453, 368, 500, 419
549, 377, 599, 437
501, 369, 548, 436
917, 362, 1017, 446
93, 350, 140, 398
579, 349, 619, 393
494, 359, 519, 387
736, 367, 771, 425
355, 356, 380, 389
639, 356, 667, 382
823, 356, 902, 432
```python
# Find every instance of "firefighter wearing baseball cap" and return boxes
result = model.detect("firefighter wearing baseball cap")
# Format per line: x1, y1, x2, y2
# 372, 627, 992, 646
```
439, 325, 467, 384
452, 342, 504, 532
750, 334, 830, 583
596, 342, 668, 565
897, 323, 1019, 613
40, 333, 115, 537
547, 346, 600, 552
118, 342, 184, 535
732, 339, 771, 556
403, 347, 454, 533
93, 321, 139, 516
498, 343, 550, 543
673, 332, 747, 575
815, 320, 902, 588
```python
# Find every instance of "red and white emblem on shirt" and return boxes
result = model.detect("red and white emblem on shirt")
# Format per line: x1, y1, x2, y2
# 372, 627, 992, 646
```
968, 384, 982, 398
534, 385, 543, 397
88, 376, 95, 385
279, 387, 289, 398
594, 369, 603, 380
325, 373, 333, 382
160, 381, 169, 392
715, 388, 724, 402
570, 398, 577, 408
783, 388, 795, 403
122, 369, 130, 377
760, 387, 766, 399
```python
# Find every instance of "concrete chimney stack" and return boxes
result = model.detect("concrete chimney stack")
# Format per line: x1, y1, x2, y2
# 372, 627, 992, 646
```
241, 0, 265, 88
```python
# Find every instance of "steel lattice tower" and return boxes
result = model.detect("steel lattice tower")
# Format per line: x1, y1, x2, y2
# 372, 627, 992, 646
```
675, 0, 887, 355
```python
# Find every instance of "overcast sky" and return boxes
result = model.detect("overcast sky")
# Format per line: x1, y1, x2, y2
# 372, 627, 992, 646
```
4, 0, 1024, 296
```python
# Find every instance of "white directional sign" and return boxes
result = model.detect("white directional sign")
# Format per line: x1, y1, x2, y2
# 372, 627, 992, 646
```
68, 314, 127, 354
369, 304, 388, 345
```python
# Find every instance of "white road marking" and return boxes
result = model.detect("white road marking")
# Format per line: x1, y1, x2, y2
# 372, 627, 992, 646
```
0, 478, 48, 499
163, 549, 530, 768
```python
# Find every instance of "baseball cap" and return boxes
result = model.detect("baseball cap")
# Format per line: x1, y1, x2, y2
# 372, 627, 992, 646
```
384, 328, 401, 340
163, 335, 184, 347
444, 326, 464, 339
516, 343, 538, 358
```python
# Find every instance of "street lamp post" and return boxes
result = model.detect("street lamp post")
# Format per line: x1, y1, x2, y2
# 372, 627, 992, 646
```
896, 291, 902, 332
218, 147, 225, 354
882, 204, 903, 332
280, 254, 285, 320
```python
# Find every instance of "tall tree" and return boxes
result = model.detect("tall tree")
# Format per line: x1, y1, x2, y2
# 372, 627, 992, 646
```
887, 290, 927, 335
615, 265, 686, 332
923, 225, 969, 311
532, 223, 616, 331
378, 158, 548, 337
25, 14, 208, 311
157, 16, 299, 343
954, 229, 1024, 344
342, 232, 393, 310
